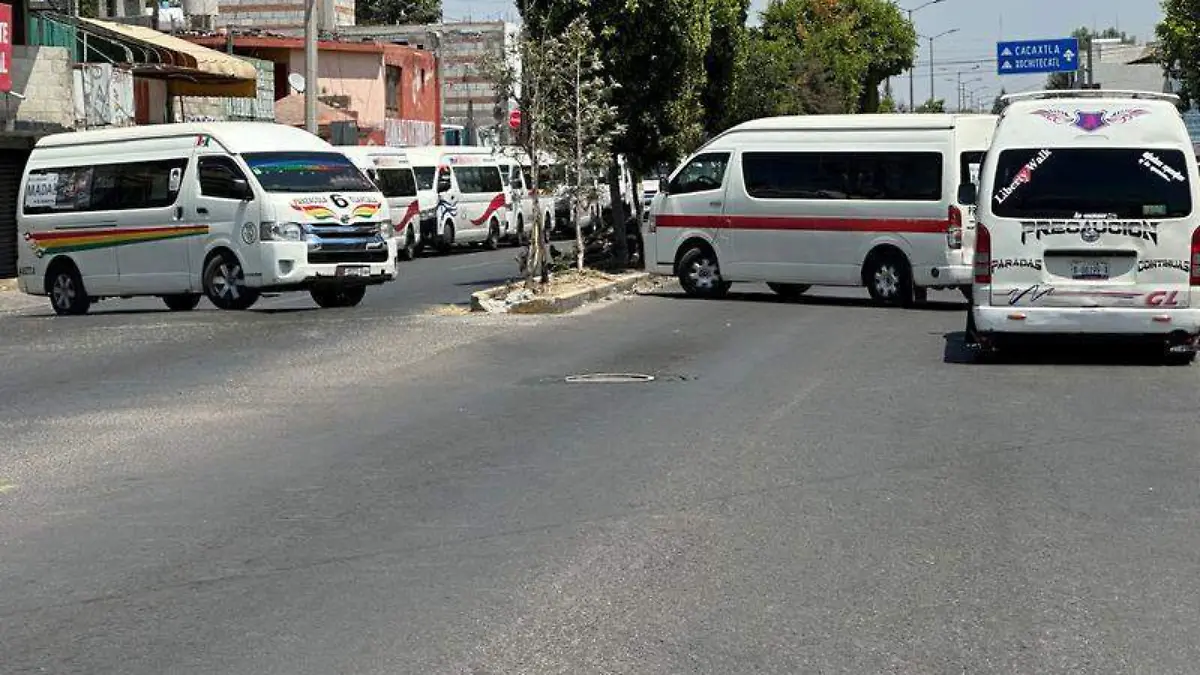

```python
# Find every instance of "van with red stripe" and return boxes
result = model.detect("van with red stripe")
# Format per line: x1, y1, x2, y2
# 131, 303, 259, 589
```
644, 113, 997, 304
965, 90, 1200, 364
337, 146, 423, 261
405, 146, 508, 253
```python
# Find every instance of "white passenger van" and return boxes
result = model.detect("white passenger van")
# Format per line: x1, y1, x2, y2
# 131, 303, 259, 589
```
644, 114, 997, 304
17, 122, 396, 315
404, 146, 508, 252
337, 146, 423, 260
966, 90, 1200, 363
495, 146, 557, 244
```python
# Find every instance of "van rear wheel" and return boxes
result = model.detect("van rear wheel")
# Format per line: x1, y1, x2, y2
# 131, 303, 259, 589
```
484, 220, 500, 250
767, 282, 810, 301
399, 226, 417, 261
677, 245, 731, 299
47, 263, 91, 316
865, 252, 913, 307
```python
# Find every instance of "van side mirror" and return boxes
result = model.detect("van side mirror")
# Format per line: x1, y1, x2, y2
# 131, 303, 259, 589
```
232, 178, 253, 201
956, 182, 977, 205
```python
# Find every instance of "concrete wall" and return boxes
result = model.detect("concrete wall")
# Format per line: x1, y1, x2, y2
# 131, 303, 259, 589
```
0, 46, 74, 132
287, 48, 385, 125
217, 0, 354, 33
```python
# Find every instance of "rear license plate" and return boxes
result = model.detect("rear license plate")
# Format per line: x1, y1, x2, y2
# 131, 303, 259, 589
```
336, 265, 369, 277
1071, 260, 1109, 280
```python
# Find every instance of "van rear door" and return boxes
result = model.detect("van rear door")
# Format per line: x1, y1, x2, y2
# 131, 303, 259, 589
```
988, 147, 1193, 308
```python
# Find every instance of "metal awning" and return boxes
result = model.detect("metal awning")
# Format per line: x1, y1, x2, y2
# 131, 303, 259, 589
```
49, 14, 258, 97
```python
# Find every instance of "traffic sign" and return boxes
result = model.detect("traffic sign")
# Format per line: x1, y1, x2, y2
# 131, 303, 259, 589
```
508, 109, 521, 129
996, 38, 1080, 76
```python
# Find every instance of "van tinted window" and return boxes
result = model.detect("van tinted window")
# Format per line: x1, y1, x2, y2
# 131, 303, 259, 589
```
373, 168, 418, 198
23, 159, 189, 215
991, 148, 1191, 219
455, 166, 503, 194
743, 152, 943, 201
243, 152, 375, 193
669, 153, 730, 195
413, 166, 436, 191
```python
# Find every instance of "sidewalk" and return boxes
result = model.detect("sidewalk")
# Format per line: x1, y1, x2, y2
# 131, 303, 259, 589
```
0, 278, 44, 315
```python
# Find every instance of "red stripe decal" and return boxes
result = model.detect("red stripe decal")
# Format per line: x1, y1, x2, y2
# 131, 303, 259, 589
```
656, 214, 949, 234
470, 193, 508, 226
398, 200, 420, 228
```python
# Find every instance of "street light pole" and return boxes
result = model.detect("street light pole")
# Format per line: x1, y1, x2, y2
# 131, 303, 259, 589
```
304, 0, 318, 134
902, 0, 948, 111
919, 28, 958, 107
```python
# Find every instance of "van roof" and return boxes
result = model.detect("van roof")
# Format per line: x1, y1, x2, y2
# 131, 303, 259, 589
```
335, 145, 410, 163
35, 121, 332, 153
721, 113, 997, 134
996, 93, 1186, 147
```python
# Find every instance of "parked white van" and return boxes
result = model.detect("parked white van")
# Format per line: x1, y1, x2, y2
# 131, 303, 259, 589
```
337, 146, 423, 260
17, 122, 396, 315
966, 90, 1200, 363
644, 113, 997, 304
404, 146, 508, 252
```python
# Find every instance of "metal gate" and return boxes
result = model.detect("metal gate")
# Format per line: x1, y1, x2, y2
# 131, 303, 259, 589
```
0, 150, 30, 279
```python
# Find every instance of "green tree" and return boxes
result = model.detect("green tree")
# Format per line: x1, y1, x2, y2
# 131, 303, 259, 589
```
1158, 0, 1200, 109
1045, 27, 1134, 89
915, 98, 945, 113
759, 0, 916, 113
878, 92, 898, 113
729, 30, 844, 123
356, 0, 441, 26
702, 0, 751, 135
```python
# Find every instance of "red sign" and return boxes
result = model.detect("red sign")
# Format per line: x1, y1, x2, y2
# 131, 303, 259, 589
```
0, 4, 11, 94
508, 109, 521, 130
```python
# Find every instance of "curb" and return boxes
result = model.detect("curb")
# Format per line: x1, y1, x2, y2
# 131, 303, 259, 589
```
471, 272, 650, 314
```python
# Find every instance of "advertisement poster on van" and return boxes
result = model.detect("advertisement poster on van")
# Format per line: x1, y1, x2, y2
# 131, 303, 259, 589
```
0, 3, 12, 93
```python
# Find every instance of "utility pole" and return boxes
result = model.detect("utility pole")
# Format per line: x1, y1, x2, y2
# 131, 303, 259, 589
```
903, 0, 949, 111
304, 0, 318, 134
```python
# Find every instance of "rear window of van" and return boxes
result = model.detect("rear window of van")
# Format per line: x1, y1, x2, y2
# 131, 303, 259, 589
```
991, 148, 1191, 219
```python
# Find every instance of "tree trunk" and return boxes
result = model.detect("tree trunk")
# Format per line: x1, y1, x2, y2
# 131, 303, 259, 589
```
574, 50, 584, 272
607, 158, 628, 267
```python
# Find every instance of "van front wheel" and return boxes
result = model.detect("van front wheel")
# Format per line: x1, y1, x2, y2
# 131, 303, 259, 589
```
203, 252, 259, 311
677, 246, 731, 299
162, 293, 201, 311
767, 282, 810, 301
310, 285, 366, 309
865, 253, 913, 307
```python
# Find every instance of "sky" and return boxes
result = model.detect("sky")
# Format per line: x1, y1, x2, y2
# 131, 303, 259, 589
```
440, 0, 1165, 110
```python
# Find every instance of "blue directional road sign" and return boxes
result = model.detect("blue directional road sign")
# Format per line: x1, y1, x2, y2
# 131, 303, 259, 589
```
996, 38, 1081, 76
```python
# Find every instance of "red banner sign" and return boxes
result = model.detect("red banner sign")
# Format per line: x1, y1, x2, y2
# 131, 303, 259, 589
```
0, 4, 11, 93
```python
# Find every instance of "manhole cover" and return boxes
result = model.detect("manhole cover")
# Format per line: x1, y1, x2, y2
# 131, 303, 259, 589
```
564, 373, 656, 384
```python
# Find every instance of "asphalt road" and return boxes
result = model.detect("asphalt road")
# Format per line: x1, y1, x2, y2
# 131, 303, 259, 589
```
4, 250, 1200, 674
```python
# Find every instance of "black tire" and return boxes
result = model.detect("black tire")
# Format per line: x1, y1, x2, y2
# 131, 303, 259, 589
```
203, 251, 259, 311
437, 221, 455, 254
46, 262, 90, 316
767, 282, 811, 300
864, 252, 914, 307
162, 293, 201, 312
310, 285, 367, 309
399, 226, 416, 261
484, 220, 500, 250
676, 245, 731, 299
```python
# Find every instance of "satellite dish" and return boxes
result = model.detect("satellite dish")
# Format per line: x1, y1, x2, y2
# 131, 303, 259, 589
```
288, 73, 306, 94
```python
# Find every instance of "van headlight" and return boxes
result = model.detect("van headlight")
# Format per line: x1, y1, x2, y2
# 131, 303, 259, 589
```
260, 221, 305, 241
379, 219, 394, 238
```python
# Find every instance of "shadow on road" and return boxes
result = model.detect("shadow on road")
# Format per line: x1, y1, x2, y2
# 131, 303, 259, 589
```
643, 289, 966, 312
942, 331, 1185, 367
455, 278, 519, 288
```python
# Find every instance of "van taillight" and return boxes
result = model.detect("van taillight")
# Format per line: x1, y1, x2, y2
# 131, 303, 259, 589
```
974, 223, 991, 284
1191, 227, 1200, 286
947, 205, 963, 250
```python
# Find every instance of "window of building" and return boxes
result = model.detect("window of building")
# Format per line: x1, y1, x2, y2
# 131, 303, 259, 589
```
386, 65, 402, 116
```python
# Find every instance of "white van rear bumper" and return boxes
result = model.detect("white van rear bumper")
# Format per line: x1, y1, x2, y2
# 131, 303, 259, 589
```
919, 264, 971, 287
973, 305, 1200, 335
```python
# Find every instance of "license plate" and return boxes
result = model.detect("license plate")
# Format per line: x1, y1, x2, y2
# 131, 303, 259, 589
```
1071, 260, 1109, 280
337, 265, 369, 277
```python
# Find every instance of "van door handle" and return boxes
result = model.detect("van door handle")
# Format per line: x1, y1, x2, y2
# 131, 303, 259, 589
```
709, 201, 723, 208
175, 206, 184, 219
196, 207, 209, 215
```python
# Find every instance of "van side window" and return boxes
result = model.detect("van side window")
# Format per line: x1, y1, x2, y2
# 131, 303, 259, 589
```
373, 168, 418, 198
455, 166, 503, 194
23, 159, 189, 215
742, 152, 943, 201
198, 156, 249, 200
669, 153, 730, 195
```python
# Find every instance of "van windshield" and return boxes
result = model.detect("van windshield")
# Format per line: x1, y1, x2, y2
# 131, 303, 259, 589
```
413, 166, 436, 191
991, 148, 1191, 219
242, 152, 375, 193
372, 168, 417, 198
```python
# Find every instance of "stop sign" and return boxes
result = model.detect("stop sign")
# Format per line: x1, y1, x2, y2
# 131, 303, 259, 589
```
508, 109, 521, 129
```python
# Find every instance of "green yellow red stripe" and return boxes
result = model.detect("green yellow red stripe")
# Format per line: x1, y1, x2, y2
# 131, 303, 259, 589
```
25, 225, 208, 257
